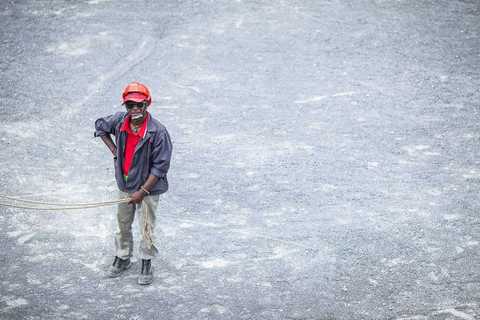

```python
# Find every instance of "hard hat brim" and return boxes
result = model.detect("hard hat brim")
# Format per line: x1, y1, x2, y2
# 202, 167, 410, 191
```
123, 92, 148, 103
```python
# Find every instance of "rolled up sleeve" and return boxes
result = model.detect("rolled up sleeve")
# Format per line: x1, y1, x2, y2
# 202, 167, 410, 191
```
94, 112, 124, 137
150, 129, 173, 178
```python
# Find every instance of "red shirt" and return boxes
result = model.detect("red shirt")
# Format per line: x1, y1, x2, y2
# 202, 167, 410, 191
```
120, 113, 149, 177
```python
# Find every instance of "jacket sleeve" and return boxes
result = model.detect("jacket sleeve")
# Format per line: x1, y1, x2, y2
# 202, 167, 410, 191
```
94, 112, 125, 137
150, 128, 173, 178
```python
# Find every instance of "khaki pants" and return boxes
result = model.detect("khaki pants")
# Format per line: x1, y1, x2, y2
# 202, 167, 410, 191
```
115, 190, 160, 260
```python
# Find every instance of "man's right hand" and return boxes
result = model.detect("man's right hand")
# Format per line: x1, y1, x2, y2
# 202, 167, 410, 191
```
129, 190, 146, 204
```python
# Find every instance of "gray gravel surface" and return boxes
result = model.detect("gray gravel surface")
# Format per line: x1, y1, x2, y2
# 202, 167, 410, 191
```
0, 0, 479, 319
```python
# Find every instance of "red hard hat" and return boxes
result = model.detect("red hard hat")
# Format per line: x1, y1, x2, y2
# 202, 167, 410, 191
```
122, 82, 152, 106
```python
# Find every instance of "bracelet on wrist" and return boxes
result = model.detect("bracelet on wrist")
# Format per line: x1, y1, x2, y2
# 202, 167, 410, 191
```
140, 186, 150, 195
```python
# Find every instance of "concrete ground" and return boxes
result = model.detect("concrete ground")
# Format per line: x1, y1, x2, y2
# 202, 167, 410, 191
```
0, 0, 479, 319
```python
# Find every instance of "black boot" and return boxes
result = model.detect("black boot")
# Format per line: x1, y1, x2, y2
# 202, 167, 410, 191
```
138, 259, 153, 285
107, 256, 131, 278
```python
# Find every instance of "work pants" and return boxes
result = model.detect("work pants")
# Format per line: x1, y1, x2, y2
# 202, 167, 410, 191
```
114, 190, 160, 260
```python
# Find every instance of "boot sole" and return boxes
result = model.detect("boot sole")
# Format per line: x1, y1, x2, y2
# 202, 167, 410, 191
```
137, 277, 153, 285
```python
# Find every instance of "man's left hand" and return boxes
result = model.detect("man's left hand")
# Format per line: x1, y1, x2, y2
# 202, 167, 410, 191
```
129, 190, 146, 204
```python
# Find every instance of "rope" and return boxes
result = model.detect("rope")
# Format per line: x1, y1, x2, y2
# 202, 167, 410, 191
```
142, 200, 154, 250
0, 193, 130, 211
0, 194, 129, 207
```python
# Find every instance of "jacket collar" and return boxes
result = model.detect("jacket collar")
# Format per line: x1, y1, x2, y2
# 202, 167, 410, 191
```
145, 112, 158, 134
120, 112, 151, 138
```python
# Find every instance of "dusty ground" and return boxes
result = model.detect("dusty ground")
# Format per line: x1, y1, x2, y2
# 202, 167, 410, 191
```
0, 0, 479, 319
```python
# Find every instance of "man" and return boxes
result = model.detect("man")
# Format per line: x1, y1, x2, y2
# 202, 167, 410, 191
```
94, 82, 172, 285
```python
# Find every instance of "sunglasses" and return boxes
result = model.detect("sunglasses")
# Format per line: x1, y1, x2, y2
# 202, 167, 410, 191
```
125, 102, 147, 110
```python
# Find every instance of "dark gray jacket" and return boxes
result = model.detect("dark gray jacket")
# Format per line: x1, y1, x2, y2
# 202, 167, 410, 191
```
94, 112, 172, 195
